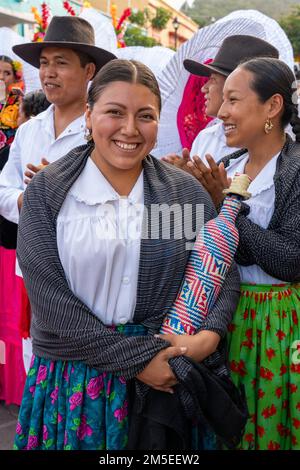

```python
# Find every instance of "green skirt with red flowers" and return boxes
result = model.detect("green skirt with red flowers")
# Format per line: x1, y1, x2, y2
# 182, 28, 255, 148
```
228, 283, 300, 450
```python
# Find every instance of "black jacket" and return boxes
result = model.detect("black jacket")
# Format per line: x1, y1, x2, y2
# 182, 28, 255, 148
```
127, 357, 248, 450
221, 136, 300, 282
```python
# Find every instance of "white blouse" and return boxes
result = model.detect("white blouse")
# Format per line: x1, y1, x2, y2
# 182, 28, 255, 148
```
57, 157, 144, 325
190, 119, 240, 164
226, 152, 284, 284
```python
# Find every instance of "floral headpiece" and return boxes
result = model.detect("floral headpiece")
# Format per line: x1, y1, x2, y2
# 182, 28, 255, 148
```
11, 60, 23, 80
0, 56, 23, 81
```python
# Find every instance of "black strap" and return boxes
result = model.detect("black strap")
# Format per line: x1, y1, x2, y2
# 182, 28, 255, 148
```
0, 216, 17, 249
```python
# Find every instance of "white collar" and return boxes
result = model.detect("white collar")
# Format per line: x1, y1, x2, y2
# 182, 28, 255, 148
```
206, 117, 221, 129
33, 103, 54, 122
34, 104, 85, 139
69, 157, 144, 206
227, 152, 280, 197
202, 120, 227, 143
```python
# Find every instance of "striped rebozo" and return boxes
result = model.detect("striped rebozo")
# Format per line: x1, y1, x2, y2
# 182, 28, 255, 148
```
160, 174, 251, 335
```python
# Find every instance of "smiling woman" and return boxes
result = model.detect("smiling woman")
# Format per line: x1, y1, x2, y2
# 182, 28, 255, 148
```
85, 61, 160, 194
14, 59, 240, 451
188, 57, 300, 450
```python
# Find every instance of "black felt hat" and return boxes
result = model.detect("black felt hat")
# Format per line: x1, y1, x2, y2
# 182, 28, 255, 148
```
13, 16, 116, 72
184, 35, 279, 77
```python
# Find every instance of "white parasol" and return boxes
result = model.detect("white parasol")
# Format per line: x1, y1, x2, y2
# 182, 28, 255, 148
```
152, 11, 294, 158
217, 10, 294, 71
79, 8, 118, 54
0, 27, 41, 93
116, 46, 175, 78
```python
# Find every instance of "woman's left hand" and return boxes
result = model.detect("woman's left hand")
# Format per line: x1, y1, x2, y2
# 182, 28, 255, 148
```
24, 158, 49, 185
187, 154, 231, 207
156, 330, 220, 362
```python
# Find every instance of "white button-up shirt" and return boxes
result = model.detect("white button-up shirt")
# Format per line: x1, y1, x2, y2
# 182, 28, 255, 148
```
0, 104, 86, 224
57, 157, 144, 325
190, 119, 239, 163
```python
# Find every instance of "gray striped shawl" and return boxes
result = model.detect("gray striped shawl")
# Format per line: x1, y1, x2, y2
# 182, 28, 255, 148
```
17, 144, 240, 378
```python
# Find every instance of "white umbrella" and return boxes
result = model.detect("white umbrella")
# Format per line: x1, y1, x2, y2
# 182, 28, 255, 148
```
79, 8, 118, 54
0, 27, 41, 93
116, 46, 175, 78
153, 11, 294, 158
217, 10, 294, 71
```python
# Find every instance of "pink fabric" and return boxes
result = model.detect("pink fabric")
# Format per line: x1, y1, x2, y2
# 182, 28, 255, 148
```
0, 247, 26, 405
177, 59, 214, 150
19, 279, 31, 340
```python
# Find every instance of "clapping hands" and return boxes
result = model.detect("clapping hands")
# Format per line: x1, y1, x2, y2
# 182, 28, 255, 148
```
161, 148, 194, 175
187, 154, 231, 207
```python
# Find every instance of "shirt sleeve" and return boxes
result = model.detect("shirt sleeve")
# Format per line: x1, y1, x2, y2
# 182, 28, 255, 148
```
190, 132, 200, 158
235, 209, 300, 282
0, 127, 24, 224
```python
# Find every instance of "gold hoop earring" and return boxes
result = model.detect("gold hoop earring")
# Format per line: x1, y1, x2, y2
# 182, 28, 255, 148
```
264, 118, 274, 134
84, 127, 93, 142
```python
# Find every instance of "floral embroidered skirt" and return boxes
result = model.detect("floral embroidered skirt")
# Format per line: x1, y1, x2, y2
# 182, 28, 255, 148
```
228, 283, 300, 450
14, 324, 145, 450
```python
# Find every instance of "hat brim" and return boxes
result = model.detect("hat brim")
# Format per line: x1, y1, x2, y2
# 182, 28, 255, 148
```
183, 59, 230, 78
12, 42, 116, 73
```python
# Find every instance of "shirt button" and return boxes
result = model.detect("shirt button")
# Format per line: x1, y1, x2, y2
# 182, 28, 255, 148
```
122, 276, 130, 285
119, 317, 127, 324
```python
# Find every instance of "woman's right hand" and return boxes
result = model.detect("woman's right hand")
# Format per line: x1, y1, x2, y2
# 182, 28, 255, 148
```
136, 346, 187, 394
187, 154, 231, 207
161, 148, 193, 175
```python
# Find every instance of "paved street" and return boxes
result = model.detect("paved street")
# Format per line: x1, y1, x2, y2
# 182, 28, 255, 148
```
0, 401, 18, 450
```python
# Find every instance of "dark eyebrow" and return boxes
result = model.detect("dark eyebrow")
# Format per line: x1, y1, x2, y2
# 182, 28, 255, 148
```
138, 107, 156, 112
40, 54, 69, 60
226, 89, 239, 93
104, 102, 156, 112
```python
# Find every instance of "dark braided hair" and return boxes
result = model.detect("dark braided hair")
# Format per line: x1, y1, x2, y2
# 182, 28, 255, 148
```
239, 57, 300, 142
21, 90, 50, 118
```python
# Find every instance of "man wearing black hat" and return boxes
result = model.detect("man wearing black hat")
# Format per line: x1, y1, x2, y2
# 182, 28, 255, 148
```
163, 35, 279, 167
185, 35, 279, 163
0, 15, 116, 222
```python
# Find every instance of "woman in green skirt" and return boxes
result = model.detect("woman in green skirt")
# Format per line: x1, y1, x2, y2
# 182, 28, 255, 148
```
188, 57, 300, 449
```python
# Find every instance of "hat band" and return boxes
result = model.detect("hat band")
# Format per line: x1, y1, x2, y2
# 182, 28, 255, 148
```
209, 62, 234, 73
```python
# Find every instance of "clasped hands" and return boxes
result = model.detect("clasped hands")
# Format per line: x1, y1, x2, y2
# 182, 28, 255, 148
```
136, 330, 220, 394
162, 148, 231, 207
